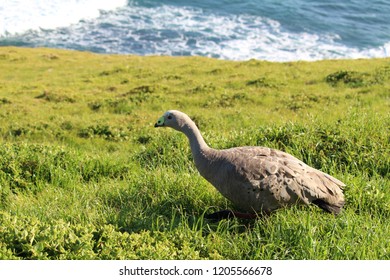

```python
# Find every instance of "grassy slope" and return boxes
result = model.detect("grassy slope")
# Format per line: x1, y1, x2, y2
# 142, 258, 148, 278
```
0, 47, 389, 259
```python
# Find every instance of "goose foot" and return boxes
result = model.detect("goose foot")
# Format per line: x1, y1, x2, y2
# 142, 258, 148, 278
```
205, 210, 258, 221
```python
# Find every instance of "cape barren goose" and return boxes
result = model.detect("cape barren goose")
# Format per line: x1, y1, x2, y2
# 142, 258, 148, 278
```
154, 110, 345, 219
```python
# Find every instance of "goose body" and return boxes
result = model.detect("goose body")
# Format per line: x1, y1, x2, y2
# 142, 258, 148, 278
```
155, 110, 345, 215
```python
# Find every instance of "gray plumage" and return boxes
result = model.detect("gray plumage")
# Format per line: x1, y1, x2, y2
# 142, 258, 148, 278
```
155, 110, 345, 215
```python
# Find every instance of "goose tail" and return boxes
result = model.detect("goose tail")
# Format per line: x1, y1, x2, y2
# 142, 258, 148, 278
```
312, 199, 345, 215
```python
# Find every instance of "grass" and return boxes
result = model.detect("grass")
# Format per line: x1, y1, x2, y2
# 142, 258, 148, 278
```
0, 47, 389, 259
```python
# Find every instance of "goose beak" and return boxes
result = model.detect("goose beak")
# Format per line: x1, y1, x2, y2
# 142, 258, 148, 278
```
154, 116, 165, 128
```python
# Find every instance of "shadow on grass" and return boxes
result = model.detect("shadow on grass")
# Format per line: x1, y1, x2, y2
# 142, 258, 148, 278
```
103, 186, 257, 235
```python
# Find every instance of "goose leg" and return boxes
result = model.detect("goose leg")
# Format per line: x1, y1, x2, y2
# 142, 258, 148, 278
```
205, 210, 258, 221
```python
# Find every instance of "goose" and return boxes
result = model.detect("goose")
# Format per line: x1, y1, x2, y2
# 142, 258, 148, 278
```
154, 110, 345, 219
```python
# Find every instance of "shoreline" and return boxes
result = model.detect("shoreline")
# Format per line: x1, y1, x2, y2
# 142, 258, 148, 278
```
1, 45, 390, 63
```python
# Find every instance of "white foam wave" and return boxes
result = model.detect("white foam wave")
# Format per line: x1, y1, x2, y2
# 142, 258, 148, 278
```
112, 5, 390, 61
1, 3, 389, 61
0, 0, 127, 36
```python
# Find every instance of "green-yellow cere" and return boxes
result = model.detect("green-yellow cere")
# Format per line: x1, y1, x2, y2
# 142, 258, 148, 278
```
157, 117, 165, 126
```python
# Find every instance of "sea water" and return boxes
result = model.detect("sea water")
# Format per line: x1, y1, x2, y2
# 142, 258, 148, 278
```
0, 0, 389, 61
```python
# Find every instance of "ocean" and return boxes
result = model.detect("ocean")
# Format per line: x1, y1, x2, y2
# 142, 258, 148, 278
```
0, 0, 389, 61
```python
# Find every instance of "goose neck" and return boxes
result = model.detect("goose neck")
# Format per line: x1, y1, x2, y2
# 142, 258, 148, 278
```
181, 122, 209, 153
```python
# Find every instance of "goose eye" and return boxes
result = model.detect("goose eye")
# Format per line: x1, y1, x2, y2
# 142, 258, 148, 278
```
167, 115, 172, 120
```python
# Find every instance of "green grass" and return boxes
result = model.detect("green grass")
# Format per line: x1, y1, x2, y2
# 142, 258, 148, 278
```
0, 47, 389, 259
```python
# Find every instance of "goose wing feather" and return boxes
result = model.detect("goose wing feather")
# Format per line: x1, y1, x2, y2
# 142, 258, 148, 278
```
209, 146, 345, 213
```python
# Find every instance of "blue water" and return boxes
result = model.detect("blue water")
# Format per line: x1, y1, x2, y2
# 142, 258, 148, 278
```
1, 0, 389, 61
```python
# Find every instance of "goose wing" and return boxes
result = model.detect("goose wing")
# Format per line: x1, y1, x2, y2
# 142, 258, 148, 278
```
219, 146, 345, 213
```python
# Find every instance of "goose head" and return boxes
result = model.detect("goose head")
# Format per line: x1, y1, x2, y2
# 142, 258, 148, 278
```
154, 110, 193, 132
